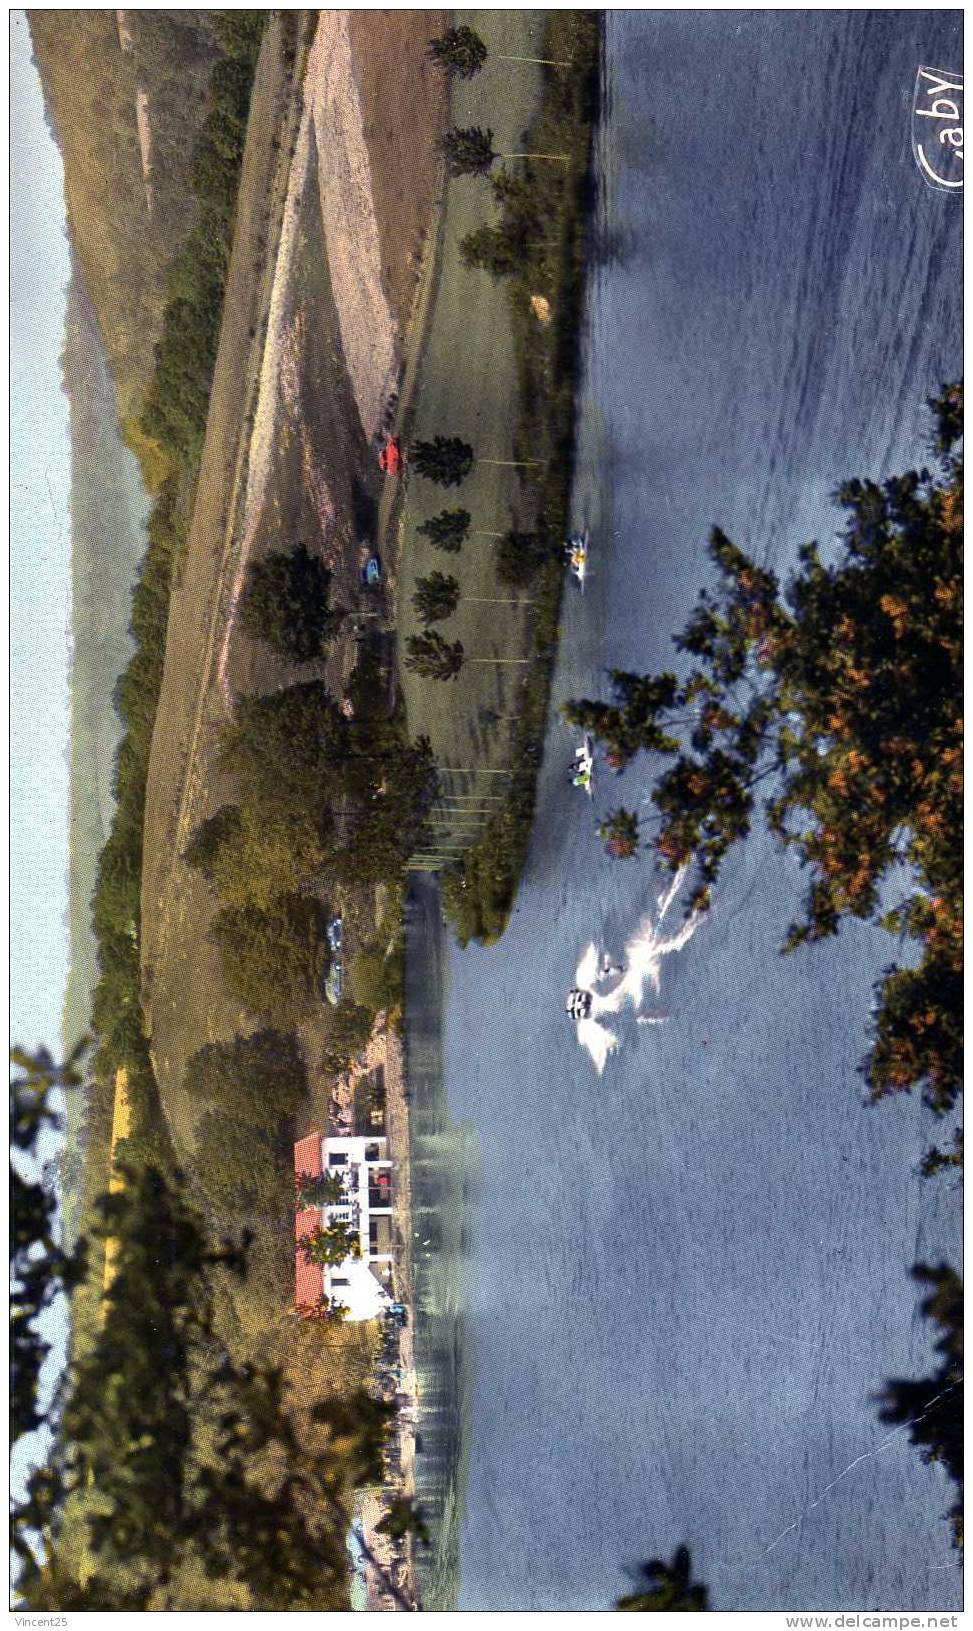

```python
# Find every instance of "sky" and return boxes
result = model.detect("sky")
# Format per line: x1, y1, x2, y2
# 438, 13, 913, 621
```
10, 8, 73, 1059
10, 8, 73, 1510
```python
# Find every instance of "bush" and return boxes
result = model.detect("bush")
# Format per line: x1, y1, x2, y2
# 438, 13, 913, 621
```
495, 530, 551, 587
349, 941, 403, 1016
210, 895, 332, 1023
239, 545, 341, 662
183, 1030, 308, 1128
321, 1004, 375, 1077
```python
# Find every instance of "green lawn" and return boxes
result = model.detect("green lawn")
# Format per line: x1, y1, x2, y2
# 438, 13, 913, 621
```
396, 11, 550, 855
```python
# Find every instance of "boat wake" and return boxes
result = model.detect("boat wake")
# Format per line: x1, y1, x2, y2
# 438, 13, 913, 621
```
571, 866, 705, 1073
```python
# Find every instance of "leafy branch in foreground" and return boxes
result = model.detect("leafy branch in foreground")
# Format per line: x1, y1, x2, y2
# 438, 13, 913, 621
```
10, 1048, 403, 1611
567, 386, 963, 1118
876, 1263, 964, 1549
616, 1546, 709, 1611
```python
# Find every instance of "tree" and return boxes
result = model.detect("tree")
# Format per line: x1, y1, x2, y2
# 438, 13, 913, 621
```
300, 1221, 361, 1268
321, 1003, 375, 1076
616, 1546, 709, 1611
566, 386, 963, 1115
182, 1030, 308, 1127
193, 1108, 291, 1219
295, 1171, 346, 1211
876, 1263, 963, 1548
376, 1496, 431, 1545
220, 682, 350, 817
413, 571, 460, 625
428, 25, 487, 79
12, 1046, 412, 1613
210, 894, 331, 1023
459, 169, 542, 278
417, 508, 471, 553
411, 435, 475, 487
599, 809, 640, 859
185, 801, 330, 909
496, 529, 552, 587
239, 545, 342, 663
442, 125, 495, 177
405, 631, 465, 681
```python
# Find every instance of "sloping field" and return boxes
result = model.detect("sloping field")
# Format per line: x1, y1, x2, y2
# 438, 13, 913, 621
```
395, 11, 548, 844
139, 10, 447, 1346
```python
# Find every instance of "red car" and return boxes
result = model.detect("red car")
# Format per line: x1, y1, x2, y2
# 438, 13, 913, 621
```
378, 435, 403, 476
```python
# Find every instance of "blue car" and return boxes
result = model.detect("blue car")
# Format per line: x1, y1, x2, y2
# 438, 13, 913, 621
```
360, 555, 382, 587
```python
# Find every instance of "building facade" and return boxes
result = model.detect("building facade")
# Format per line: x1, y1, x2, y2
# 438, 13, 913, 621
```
294, 1132, 395, 1320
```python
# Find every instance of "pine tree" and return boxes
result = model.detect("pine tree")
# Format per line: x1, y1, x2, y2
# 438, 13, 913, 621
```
413, 571, 461, 625
405, 631, 465, 681
428, 25, 487, 79
417, 508, 471, 552
442, 125, 495, 177
411, 435, 475, 487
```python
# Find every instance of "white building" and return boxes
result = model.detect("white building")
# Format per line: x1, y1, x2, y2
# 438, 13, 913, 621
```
294, 1132, 395, 1321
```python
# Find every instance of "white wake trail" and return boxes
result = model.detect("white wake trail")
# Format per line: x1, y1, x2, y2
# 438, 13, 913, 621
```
571, 869, 706, 1072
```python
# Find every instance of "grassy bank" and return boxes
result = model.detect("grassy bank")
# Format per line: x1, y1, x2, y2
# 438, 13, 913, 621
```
440, 11, 601, 943
66, 15, 268, 1363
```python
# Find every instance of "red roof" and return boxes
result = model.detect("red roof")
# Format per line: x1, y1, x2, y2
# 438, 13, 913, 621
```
294, 1135, 324, 1310
294, 1133, 322, 1179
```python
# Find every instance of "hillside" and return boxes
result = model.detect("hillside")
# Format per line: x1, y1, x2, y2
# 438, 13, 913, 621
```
28, 10, 218, 460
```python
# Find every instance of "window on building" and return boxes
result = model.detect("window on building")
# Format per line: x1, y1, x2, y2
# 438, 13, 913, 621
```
331, 1277, 350, 1288
364, 1143, 381, 1162
328, 1151, 348, 1167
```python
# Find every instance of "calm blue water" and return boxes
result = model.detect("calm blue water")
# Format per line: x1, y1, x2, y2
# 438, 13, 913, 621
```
407, 9, 962, 1612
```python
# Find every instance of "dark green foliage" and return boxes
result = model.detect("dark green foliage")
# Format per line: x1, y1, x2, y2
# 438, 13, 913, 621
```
300, 1221, 361, 1268
192, 1108, 291, 1220
921, 1126, 963, 1178
210, 895, 331, 1023
11, 1046, 90, 1439
442, 124, 495, 176
321, 1004, 375, 1076
616, 1547, 709, 1612
405, 631, 465, 680
239, 545, 341, 662
139, 17, 266, 470
566, 388, 963, 1113
295, 1171, 346, 1210
495, 529, 552, 587
410, 434, 475, 487
349, 939, 405, 1015
413, 571, 460, 625
417, 508, 471, 552
183, 1030, 307, 1126
599, 809, 640, 859
440, 11, 601, 947
876, 1264, 963, 1547
220, 681, 350, 815
428, 25, 487, 79
184, 804, 245, 879
12, 1055, 398, 1610
459, 168, 543, 278
377, 1496, 431, 1545
334, 738, 438, 887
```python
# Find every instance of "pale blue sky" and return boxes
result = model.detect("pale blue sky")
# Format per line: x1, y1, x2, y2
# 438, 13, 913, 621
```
10, 9, 72, 1059
10, 9, 73, 1514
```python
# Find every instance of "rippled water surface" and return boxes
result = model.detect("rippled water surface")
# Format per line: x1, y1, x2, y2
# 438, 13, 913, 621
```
406, 9, 963, 1611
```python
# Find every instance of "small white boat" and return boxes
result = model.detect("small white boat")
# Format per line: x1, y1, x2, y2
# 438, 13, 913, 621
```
566, 530, 588, 590
570, 733, 594, 798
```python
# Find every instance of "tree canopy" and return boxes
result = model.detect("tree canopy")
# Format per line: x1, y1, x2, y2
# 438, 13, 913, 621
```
411, 435, 475, 487
239, 544, 342, 662
220, 682, 350, 817
413, 570, 461, 625
442, 124, 495, 177
417, 507, 471, 552
209, 894, 331, 1023
11, 1049, 398, 1611
428, 25, 487, 79
566, 387, 963, 1119
405, 631, 465, 680
182, 1029, 307, 1126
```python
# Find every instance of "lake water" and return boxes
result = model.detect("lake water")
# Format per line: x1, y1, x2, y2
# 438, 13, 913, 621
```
405, 8, 963, 1613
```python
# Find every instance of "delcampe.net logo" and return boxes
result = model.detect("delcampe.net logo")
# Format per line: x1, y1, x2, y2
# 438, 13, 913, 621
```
912, 66, 963, 191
